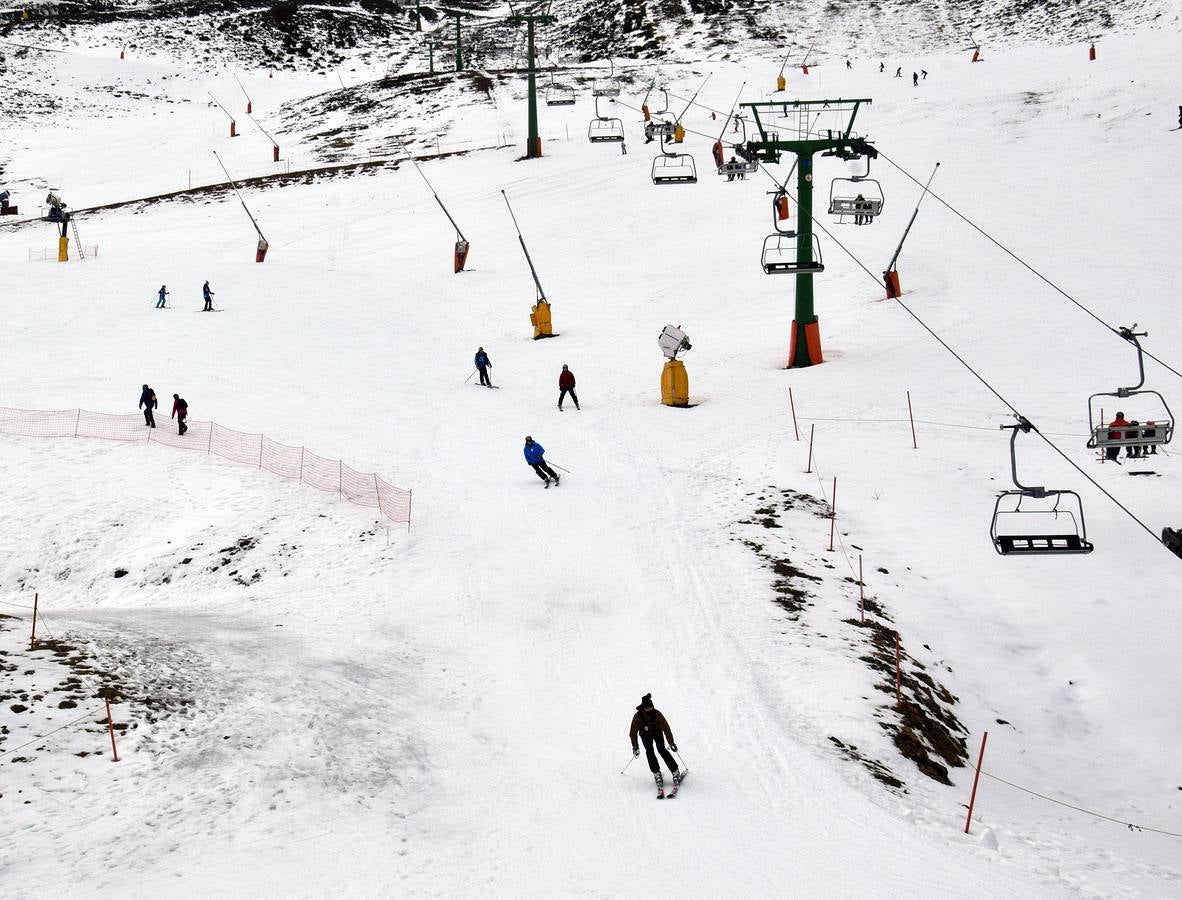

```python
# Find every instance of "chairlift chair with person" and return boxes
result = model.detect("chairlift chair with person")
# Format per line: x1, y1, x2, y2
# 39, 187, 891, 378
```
1086, 326, 1174, 457
828, 155, 884, 224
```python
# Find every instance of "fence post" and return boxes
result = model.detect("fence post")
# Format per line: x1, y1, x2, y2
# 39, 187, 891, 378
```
828, 477, 837, 551
29, 592, 38, 650
339, 461, 343, 502
407, 490, 412, 532
104, 697, 120, 762
858, 555, 864, 623
907, 390, 918, 449
258, 435, 264, 469
373, 473, 382, 516
74, 409, 81, 437
207, 423, 214, 455
805, 423, 815, 473
964, 731, 989, 834
895, 631, 902, 707
789, 387, 800, 441
299, 447, 305, 483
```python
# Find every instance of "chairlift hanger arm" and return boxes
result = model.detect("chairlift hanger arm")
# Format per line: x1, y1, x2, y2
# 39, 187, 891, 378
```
1117, 325, 1149, 392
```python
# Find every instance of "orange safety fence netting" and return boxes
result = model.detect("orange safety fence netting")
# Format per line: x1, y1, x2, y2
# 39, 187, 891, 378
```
0, 406, 412, 525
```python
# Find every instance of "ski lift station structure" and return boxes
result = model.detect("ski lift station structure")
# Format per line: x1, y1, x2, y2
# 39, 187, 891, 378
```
741, 97, 876, 367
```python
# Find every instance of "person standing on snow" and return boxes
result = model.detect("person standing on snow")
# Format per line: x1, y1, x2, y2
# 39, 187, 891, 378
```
171, 393, 189, 435
523, 435, 559, 487
202, 280, 215, 312
558, 364, 580, 411
474, 347, 493, 388
912, 71, 919, 86
139, 384, 158, 427
630, 693, 682, 794
156, 285, 169, 308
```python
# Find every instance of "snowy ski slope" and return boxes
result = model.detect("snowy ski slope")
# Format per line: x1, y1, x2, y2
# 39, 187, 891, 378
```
1, 25, 1181, 900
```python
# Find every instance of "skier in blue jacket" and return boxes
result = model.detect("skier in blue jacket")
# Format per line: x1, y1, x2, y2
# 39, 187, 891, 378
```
523, 435, 559, 487
474, 347, 492, 387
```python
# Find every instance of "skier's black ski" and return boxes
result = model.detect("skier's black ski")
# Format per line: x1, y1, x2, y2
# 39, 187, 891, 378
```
668, 770, 687, 798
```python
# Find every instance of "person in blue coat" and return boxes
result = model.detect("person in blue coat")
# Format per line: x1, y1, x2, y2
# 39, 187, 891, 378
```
156, 285, 169, 308
523, 435, 559, 486
474, 347, 492, 387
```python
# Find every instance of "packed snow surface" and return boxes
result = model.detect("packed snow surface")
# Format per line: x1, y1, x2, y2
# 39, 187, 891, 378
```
2, 25, 1181, 900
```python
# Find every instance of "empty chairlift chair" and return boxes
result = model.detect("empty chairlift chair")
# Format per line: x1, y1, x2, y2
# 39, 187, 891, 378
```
990, 418, 1094, 556
592, 58, 622, 98
588, 94, 624, 143
546, 84, 576, 106
761, 232, 823, 274
1085, 326, 1174, 458
651, 152, 697, 185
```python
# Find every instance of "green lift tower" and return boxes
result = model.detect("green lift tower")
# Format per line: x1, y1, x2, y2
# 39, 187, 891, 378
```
741, 98, 876, 368
507, 1, 555, 159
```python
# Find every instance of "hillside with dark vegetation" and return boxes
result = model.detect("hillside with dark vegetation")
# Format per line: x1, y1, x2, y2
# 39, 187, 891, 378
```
3, 0, 1175, 71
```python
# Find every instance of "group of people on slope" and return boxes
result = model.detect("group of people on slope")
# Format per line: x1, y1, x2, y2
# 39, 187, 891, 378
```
155, 281, 215, 311
138, 384, 188, 434
474, 348, 581, 411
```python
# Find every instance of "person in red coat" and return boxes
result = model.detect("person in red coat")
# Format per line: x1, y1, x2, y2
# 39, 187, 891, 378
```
1106, 411, 1130, 461
558, 364, 580, 411
171, 393, 189, 435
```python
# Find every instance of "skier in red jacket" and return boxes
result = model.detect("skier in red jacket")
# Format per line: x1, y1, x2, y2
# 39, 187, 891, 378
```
171, 393, 189, 435
558, 364, 580, 411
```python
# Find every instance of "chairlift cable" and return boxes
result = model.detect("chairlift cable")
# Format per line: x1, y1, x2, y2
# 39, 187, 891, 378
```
876, 150, 1182, 383
764, 170, 1167, 550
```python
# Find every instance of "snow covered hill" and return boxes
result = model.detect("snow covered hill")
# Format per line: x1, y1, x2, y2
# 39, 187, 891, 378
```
2, 14, 1181, 900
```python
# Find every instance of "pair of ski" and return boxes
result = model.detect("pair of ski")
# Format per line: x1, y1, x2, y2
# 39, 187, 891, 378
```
543, 475, 561, 489
656, 770, 687, 799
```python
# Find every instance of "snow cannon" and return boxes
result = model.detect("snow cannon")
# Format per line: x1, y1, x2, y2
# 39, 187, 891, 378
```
256, 236, 269, 263
531, 299, 554, 339
884, 269, 901, 299
658, 324, 692, 408
454, 238, 470, 273
776, 75, 786, 92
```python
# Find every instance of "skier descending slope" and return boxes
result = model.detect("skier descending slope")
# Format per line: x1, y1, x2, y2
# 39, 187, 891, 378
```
523, 435, 559, 487
630, 694, 685, 798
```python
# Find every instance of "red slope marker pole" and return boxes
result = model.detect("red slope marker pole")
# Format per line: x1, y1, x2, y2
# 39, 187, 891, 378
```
907, 390, 918, 449
789, 387, 800, 441
964, 731, 989, 833
105, 698, 120, 762
828, 477, 837, 551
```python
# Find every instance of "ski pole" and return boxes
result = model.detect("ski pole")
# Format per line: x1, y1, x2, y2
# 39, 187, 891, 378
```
674, 750, 687, 770
620, 754, 637, 774
464, 369, 477, 384
547, 461, 571, 473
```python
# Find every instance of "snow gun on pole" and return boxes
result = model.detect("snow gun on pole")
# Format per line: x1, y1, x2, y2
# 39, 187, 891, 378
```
233, 73, 252, 114
401, 139, 469, 272
883, 162, 939, 299
247, 112, 281, 163
502, 189, 555, 339
800, 43, 815, 73
776, 53, 790, 91
208, 91, 238, 137
671, 73, 710, 144
212, 150, 270, 262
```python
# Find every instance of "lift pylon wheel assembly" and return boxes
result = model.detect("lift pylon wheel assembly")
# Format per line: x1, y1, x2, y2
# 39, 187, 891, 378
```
740, 97, 875, 368
1086, 326, 1174, 455
990, 418, 1094, 556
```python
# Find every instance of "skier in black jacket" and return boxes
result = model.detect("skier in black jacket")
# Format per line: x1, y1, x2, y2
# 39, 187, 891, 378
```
474, 347, 492, 387
629, 693, 682, 795
139, 384, 158, 427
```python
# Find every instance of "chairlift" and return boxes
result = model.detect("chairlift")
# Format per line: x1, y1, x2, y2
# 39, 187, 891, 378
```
761, 232, 823, 274
829, 156, 884, 224
545, 76, 575, 106
651, 152, 697, 185
592, 58, 621, 97
991, 417, 1094, 556
587, 94, 624, 143
644, 119, 677, 143
718, 157, 759, 180
1086, 326, 1175, 456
